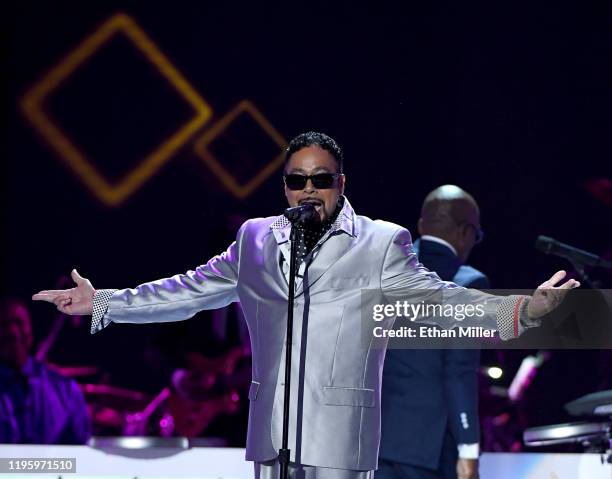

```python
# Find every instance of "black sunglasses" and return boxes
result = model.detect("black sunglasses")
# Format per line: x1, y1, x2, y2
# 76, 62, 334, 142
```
284, 173, 341, 190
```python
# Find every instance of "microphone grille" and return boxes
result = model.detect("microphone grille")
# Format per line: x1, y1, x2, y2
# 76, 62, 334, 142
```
535, 235, 555, 254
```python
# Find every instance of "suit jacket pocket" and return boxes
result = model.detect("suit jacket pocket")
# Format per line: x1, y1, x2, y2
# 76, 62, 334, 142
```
329, 275, 370, 289
323, 386, 375, 407
248, 381, 260, 401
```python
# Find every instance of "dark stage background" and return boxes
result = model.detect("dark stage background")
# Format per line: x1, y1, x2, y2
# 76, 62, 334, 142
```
3, 1, 612, 448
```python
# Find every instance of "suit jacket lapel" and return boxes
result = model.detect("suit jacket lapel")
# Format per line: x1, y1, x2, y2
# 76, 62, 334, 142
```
262, 229, 289, 297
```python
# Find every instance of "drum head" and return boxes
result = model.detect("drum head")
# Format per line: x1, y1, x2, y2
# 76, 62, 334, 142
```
523, 421, 611, 447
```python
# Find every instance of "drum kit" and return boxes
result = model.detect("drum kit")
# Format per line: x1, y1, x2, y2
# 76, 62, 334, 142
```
42, 366, 242, 441
43, 365, 162, 436
524, 390, 612, 464
74, 346, 248, 439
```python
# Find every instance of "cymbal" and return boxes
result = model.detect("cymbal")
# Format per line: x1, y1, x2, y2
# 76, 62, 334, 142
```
80, 384, 150, 411
565, 390, 612, 416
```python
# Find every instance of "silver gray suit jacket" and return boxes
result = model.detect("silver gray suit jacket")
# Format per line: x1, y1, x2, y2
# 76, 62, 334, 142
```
92, 197, 531, 470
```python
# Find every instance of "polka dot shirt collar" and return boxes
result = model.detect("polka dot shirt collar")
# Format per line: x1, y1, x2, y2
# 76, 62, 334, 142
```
270, 195, 358, 240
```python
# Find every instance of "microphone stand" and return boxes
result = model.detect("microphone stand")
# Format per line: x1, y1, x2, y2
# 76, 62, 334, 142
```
279, 224, 299, 479
279, 203, 317, 479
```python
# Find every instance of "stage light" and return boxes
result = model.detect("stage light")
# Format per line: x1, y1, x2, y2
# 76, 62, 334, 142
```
487, 366, 503, 379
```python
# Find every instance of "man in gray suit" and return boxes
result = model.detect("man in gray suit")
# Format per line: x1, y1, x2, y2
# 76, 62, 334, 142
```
33, 132, 578, 477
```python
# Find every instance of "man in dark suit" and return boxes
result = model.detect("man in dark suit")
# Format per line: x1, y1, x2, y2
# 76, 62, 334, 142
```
378, 185, 487, 479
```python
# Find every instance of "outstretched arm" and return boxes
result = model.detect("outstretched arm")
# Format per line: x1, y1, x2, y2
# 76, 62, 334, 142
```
33, 222, 247, 333
381, 227, 579, 338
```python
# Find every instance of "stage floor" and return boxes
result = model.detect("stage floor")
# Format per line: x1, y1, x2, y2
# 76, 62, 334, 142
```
0, 444, 610, 478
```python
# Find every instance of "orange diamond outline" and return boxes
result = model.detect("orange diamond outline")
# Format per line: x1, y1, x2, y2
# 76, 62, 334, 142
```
21, 12, 213, 206
193, 100, 286, 199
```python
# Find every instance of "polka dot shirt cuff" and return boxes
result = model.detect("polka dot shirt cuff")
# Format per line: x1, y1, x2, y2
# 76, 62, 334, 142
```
496, 295, 539, 340
91, 289, 118, 334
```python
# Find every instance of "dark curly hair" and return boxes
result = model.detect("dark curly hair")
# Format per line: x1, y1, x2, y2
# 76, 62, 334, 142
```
284, 131, 344, 173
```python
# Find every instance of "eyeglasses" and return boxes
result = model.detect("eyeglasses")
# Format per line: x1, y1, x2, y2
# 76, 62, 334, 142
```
283, 173, 341, 190
460, 221, 484, 244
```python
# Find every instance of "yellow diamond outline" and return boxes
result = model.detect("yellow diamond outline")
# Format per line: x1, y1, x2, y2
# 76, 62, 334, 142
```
20, 12, 213, 206
193, 100, 287, 199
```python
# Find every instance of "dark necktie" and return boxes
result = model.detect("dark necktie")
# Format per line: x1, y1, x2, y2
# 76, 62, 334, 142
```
292, 198, 343, 264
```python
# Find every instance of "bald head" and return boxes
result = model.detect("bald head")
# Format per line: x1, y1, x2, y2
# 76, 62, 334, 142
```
417, 185, 482, 263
